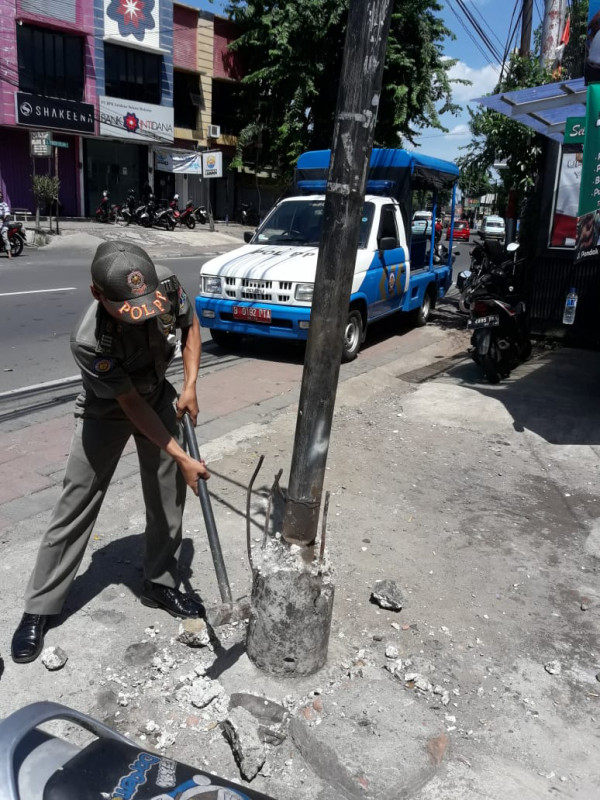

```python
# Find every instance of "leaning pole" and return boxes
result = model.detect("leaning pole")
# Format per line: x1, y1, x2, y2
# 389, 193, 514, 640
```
246, 0, 394, 677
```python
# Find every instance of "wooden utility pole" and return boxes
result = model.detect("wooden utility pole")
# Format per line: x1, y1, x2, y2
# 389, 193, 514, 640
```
520, 0, 534, 56
281, 0, 393, 547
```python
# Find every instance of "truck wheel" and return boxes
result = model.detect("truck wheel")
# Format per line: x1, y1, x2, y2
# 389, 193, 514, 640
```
342, 309, 363, 363
210, 329, 242, 349
411, 290, 433, 327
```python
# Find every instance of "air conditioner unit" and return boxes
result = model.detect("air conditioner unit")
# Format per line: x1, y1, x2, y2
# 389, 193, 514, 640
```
207, 124, 221, 138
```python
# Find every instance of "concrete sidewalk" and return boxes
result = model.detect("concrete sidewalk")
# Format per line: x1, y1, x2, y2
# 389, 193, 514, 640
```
25, 216, 247, 259
0, 334, 599, 799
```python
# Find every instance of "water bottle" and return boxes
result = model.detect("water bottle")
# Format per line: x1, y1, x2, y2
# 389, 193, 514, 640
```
562, 288, 578, 325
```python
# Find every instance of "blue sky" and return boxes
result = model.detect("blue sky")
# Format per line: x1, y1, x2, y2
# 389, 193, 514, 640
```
185, 0, 545, 165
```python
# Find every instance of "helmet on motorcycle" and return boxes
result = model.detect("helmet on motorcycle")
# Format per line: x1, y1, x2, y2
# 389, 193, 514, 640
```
173, 194, 179, 200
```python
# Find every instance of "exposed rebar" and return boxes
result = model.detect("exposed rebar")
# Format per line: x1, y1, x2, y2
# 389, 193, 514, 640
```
262, 468, 284, 551
246, 455, 264, 571
318, 491, 331, 571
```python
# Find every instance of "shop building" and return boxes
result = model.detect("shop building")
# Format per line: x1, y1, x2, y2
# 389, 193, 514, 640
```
88, 0, 175, 215
0, 0, 97, 216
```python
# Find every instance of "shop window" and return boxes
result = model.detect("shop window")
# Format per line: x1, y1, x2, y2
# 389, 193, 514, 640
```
105, 43, 161, 105
174, 71, 200, 129
17, 24, 84, 100
549, 146, 582, 249
211, 79, 243, 136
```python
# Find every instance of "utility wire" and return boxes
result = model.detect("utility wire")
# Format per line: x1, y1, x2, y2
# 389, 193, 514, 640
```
454, 0, 505, 63
446, 0, 500, 70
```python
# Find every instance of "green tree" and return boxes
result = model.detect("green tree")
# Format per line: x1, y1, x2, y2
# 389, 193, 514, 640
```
32, 174, 60, 231
225, 0, 463, 178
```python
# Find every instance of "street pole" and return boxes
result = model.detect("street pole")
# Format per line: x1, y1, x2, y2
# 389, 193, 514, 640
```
540, 0, 566, 68
54, 145, 60, 236
281, 0, 393, 547
520, 0, 534, 56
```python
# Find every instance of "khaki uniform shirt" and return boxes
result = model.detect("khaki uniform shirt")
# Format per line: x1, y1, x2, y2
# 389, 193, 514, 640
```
71, 265, 194, 418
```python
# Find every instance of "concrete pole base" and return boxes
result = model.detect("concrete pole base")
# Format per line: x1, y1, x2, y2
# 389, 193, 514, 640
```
246, 538, 334, 676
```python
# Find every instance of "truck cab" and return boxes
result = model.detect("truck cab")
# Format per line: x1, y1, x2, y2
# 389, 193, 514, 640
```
196, 149, 459, 361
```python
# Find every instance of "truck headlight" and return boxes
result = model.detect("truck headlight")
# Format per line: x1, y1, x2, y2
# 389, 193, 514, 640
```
202, 276, 222, 294
295, 283, 314, 302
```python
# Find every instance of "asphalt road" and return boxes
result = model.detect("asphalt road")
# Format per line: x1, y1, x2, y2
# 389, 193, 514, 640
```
0, 245, 222, 391
0, 236, 471, 393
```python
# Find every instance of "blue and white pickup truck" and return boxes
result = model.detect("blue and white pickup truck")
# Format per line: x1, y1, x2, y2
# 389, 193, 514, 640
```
196, 149, 459, 361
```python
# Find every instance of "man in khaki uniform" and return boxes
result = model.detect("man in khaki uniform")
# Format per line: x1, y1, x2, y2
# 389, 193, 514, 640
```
11, 241, 210, 664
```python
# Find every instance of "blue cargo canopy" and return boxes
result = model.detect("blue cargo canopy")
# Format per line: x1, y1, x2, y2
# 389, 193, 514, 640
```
295, 148, 459, 198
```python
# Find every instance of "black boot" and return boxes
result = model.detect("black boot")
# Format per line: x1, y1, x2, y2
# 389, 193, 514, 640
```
11, 613, 48, 663
140, 581, 205, 618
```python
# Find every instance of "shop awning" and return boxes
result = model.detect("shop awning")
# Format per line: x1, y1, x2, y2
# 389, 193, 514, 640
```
473, 77, 587, 141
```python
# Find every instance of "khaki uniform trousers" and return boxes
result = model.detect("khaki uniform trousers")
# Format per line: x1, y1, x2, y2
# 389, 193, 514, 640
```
24, 383, 186, 615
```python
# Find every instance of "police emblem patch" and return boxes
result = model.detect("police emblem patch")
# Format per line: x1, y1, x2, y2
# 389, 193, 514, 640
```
177, 286, 188, 314
93, 357, 115, 374
126, 270, 147, 296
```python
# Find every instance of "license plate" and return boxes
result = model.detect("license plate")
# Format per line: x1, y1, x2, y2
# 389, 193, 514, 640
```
233, 306, 272, 323
467, 314, 499, 329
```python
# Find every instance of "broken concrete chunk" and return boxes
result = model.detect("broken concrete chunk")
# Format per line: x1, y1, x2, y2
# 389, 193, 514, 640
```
186, 676, 225, 709
228, 692, 287, 725
41, 646, 68, 671
177, 617, 211, 648
370, 579, 404, 611
385, 644, 399, 659
544, 660, 562, 676
222, 706, 266, 781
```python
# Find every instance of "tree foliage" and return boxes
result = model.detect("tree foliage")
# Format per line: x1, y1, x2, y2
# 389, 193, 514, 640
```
225, 0, 462, 178
458, 54, 553, 219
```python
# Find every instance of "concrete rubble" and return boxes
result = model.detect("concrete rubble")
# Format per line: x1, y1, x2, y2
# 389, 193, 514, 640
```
0, 305, 599, 797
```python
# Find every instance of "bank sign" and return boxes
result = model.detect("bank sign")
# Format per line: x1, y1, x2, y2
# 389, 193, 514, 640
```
99, 96, 174, 143
15, 93, 95, 134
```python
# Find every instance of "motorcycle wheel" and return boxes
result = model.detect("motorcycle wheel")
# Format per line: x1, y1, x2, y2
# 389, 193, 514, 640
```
520, 336, 532, 361
166, 217, 175, 231
187, 216, 196, 229
482, 341, 502, 384
10, 236, 24, 257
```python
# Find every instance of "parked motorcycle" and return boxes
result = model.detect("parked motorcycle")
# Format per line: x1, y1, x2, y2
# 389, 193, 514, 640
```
433, 241, 458, 267
0, 701, 276, 800
94, 190, 111, 223
463, 241, 531, 384
176, 200, 196, 229
0, 220, 26, 257
194, 204, 209, 225
153, 198, 176, 231
118, 189, 138, 225
134, 197, 152, 227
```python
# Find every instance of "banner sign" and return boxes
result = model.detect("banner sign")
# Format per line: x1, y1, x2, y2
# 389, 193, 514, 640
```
576, 84, 600, 260
155, 148, 202, 174
563, 117, 586, 145
16, 93, 95, 134
586, 0, 600, 84
99, 96, 174, 143
30, 130, 52, 157
202, 151, 223, 178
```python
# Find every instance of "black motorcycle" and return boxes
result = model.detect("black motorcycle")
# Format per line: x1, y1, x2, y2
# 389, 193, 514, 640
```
0, 220, 26, 257
463, 242, 531, 383
153, 198, 176, 231
118, 189, 138, 225
194, 204, 209, 224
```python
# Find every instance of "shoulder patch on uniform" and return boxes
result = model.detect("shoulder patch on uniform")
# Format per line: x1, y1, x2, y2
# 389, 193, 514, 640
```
93, 357, 115, 375
177, 286, 188, 314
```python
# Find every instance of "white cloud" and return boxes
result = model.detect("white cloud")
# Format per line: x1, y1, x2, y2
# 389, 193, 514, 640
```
447, 123, 471, 137
446, 61, 500, 104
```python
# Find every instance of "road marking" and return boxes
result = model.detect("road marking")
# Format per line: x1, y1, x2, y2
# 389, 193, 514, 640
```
0, 287, 77, 297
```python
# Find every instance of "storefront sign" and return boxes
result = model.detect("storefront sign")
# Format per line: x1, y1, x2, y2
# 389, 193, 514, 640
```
576, 84, 600, 260
155, 148, 202, 174
99, 96, 174, 143
30, 130, 52, 158
16, 93, 95, 134
563, 117, 586, 144
202, 151, 223, 178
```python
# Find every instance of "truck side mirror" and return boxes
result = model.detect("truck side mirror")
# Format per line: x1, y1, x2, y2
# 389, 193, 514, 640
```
243, 231, 254, 243
378, 236, 398, 251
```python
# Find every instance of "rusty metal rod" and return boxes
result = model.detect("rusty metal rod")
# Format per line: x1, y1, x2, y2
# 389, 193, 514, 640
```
246, 455, 264, 571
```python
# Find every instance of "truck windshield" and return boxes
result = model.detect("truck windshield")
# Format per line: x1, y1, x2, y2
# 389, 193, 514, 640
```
255, 200, 375, 248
